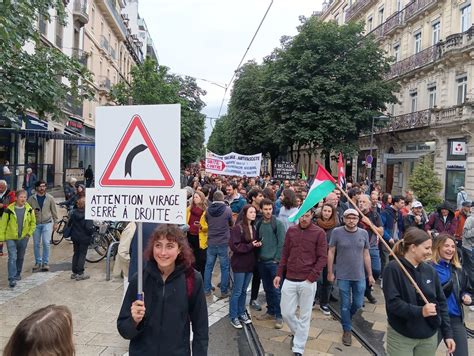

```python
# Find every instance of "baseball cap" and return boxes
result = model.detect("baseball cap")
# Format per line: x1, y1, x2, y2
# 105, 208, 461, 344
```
343, 208, 359, 217
462, 200, 472, 207
412, 201, 423, 208
458, 186, 465, 190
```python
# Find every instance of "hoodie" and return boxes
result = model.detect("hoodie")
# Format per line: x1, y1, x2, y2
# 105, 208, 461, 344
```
117, 262, 208, 355
424, 201, 458, 236
383, 258, 452, 340
205, 202, 232, 246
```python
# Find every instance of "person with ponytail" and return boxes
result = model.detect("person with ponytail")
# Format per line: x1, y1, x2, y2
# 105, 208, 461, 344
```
315, 203, 338, 315
117, 224, 208, 355
383, 227, 455, 355
431, 234, 472, 356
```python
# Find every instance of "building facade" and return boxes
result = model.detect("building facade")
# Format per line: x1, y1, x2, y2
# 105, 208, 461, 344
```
319, 0, 474, 203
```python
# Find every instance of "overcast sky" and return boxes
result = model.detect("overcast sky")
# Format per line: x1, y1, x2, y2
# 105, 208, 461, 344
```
138, 0, 323, 141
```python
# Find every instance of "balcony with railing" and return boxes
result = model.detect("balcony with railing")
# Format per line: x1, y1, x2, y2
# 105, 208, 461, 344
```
346, 0, 377, 22
386, 45, 439, 80
383, 11, 403, 36
65, 94, 84, 117
72, 48, 88, 67
386, 26, 474, 80
404, 0, 438, 23
99, 76, 111, 91
73, 0, 89, 26
369, 105, 472, 136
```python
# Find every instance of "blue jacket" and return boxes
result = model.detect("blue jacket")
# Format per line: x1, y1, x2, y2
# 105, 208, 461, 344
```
380, 206, 402, 241
229, 195, 246, 214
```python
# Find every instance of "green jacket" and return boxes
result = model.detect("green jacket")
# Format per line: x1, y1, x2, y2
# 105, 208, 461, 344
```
0, 202, 36, 241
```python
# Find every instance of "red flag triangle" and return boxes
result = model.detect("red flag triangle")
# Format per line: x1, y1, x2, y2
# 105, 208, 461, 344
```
99, 115, 174, 188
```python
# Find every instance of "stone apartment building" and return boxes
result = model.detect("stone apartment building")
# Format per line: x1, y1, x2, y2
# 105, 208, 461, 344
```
318, 0, 474, 203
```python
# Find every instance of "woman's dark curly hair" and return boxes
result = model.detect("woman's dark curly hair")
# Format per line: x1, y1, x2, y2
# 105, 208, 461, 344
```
145, 224, 195, 270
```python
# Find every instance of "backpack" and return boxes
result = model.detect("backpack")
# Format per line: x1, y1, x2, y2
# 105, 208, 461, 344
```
255, 216, 278, 238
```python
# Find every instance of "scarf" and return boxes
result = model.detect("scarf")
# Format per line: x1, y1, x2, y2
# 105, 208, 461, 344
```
316, 215, 337, 231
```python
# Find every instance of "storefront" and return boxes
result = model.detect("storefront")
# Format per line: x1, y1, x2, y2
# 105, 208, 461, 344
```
445, 138, 467, 204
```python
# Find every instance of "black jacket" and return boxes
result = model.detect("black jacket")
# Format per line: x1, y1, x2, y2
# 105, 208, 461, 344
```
68, 208, 94, 244
117, 262, 209, 356
403, 213, 426, 231
383, 258, 453, 340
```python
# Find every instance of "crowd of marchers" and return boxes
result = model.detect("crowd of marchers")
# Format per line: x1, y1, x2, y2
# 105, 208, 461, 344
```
1, 168, 474, 356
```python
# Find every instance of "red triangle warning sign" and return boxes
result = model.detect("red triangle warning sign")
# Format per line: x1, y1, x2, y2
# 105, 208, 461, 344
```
99, 115, 174, 188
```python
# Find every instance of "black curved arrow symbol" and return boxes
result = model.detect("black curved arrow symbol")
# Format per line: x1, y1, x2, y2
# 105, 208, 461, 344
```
125, 144, 148, 177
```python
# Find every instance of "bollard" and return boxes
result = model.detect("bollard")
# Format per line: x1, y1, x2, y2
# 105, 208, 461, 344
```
105, 241, 120, 281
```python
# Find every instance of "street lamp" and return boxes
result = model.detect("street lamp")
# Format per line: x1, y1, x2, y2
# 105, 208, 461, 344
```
367, 115, 390, 186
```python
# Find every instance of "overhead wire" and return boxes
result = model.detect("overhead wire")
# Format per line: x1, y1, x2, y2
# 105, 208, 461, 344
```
217, 0, 274, 118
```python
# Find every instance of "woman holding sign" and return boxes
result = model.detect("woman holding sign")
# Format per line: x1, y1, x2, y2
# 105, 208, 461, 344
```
117, 224, 208, 355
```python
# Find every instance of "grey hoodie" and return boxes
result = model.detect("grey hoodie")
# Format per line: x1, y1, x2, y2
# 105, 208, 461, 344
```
205, 202, 232, 246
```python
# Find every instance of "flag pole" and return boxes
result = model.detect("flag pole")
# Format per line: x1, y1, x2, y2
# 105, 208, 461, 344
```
334, 183, 429, 305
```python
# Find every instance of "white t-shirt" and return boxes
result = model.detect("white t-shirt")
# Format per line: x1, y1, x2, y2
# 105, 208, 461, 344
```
278, 206, 299, 233
3, 166, 10, 175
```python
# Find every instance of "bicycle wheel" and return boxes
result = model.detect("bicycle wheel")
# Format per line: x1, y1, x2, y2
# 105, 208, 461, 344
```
86, 233, 109, 263
51, 220, 65, 245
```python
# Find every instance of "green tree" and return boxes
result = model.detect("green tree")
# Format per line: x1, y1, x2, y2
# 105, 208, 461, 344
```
408, 156, 443, 212
206, 115, 233, 155
216, 16, 400, 168
0, 0, 94, 126
111, 58, 206, 167
226, 62, 283, 169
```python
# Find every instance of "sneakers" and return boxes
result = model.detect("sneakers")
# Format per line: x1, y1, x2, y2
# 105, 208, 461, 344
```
75, 274, 90, 281
320, 305, 331, 316
230, 318, 243, 329
32, 263, 41, 272
239, 314, 252, 325
256, 313, 275, 321
71, 273, 77, 279
275, 318, 283, 329
342, 331, 352, 346
469, 306, 474, 312
14, 275, 21, 281
8, 280, 16, 288
250, 300, 262, 311
41, 264, 50, 272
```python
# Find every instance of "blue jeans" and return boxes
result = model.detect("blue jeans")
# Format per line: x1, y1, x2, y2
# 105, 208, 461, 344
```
369, 247, 381, 280
258, 261, 281, 318
204, 244, 229, 294
33, 222, 53, 265
229, 272, 252, 319
337, 279, 366, 332
6, 238, 29, 281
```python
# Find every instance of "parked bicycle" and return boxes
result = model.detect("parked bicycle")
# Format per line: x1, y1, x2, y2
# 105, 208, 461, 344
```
85, 221, 124, 263
50, 204, 72, 245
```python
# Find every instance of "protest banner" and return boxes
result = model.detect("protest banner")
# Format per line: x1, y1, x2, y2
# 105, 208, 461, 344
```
273, 161, 297, 180
205, 150, 262, 177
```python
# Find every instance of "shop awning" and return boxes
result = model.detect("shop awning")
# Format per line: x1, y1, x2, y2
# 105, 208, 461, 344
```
0, 128, 94, 143
383, 151, 433, 164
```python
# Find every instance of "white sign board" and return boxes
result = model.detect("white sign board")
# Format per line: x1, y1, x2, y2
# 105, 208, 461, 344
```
86, 105, 186, 224
205, 150, 262, 177
451, 141, 466, 155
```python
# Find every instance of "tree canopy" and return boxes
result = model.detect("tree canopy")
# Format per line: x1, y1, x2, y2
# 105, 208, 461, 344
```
208, 16, 399, 169
111, 58, 206, 167
0, 0, 94, 126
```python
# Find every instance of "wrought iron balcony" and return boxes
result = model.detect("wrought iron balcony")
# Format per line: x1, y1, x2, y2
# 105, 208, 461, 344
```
99, 77, 111, 91
386, 45, 439, 80
346, 0, 376, 22
374, 110, 431, 134
383, 11, 403, 35
72, 48, 88, 67
73, 0, 89, 26
404, 0, 438, 22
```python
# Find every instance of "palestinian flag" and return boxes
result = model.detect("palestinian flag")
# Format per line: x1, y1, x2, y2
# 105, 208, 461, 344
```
289, 163, 336, 222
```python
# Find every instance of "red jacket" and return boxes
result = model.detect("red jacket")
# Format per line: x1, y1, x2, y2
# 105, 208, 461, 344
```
277, 223, 327, 283
454, 210, 468, 240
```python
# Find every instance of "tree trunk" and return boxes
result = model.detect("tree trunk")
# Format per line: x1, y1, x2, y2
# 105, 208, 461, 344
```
324, 150, 332, 174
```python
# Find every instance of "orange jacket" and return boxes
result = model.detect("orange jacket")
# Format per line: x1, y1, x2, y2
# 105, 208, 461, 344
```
454, 210, 468, 239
